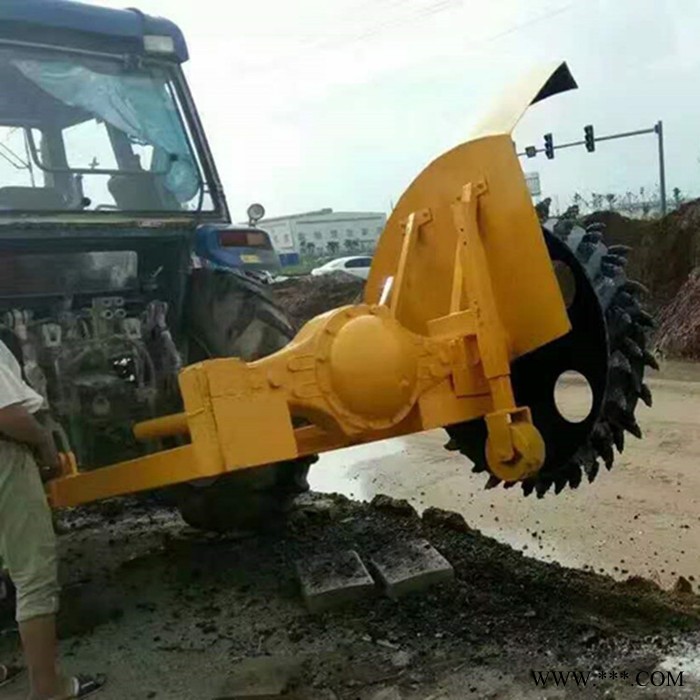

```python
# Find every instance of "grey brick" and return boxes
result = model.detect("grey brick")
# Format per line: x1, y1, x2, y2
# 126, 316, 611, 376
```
296, 549, 375, 612
369, 539, 454, 599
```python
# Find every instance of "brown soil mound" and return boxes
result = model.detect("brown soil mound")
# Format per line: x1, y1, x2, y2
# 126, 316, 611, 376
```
585, 200, 700, 310
656, 269, 700, 359
272, 272, 364, 330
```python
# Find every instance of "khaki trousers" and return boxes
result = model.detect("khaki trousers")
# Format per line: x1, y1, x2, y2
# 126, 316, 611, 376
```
0, 440, 59, 622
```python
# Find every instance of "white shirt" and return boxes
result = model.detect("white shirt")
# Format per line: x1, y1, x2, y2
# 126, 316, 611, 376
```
0, 340, 44, 414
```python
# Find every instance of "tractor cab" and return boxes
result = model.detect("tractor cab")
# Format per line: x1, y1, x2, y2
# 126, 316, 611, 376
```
0, 1, 217, 218
0, 1, 291, 481
0, 0, 279, 270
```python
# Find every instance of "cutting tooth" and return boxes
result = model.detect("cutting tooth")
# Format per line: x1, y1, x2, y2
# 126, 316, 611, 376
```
568, 465, 582, 489
607, 245, 632, 256
611, 351, 641, 391
628, 418, 643, 439
603, 253, 628, 267
554, 475, 568, 494
553, 220, 576, 238
607, 394, 641, 439
639, 383, 652, 407
612, 308, 633, 332
535, 478, 553, 498
592, 427, 614, 469
586, 222, 606, 233
577, 242, 597, 261
485, 475, 501, 489
583, 232, 603, 244
607, 386, 628, 412
584, 460, 600, 482
611, 350, 632, 375
643, 350, 660, 370
635, 310, 656, 328
522, 480, 536, 497
622, 280, 649, 296
616, 410, 643, 438
444, 437, 459, 451
602, 263, 622, 278
503, 481, 517, 490
471, 462, 487, 474
622, 337, 644, 360
617, 292, 639, 310
611, 424, 625, 453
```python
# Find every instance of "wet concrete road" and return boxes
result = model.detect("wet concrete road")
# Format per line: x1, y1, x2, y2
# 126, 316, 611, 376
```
310, 361, 700, 591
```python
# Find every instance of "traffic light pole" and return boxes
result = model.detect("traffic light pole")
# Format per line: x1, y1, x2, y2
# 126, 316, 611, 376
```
517, 120, 667, 215
655, 121, 666, 217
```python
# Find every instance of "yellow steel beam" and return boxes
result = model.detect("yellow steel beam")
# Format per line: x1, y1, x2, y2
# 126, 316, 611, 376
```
134, 413, 189, 441
48, 445, 198, 507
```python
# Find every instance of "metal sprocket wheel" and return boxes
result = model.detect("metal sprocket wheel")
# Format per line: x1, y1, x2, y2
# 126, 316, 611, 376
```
445, 219, 655, 496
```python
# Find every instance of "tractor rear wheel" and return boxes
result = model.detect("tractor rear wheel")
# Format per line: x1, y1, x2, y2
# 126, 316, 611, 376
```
174, 269, 314, 532
446, 220, 655, 496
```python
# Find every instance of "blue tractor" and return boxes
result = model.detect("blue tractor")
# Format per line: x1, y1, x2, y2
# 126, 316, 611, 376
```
194, 202, 281, 283
0, 0, 309, 530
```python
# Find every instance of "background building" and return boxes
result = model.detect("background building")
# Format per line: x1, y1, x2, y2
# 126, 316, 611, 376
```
260, 208, 387, 266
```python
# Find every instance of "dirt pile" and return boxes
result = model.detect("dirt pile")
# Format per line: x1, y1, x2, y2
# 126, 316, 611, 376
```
272, 272, 364, 330
7, 493, 698, 698
585, 199, 700, 310
656, 269, 700, 359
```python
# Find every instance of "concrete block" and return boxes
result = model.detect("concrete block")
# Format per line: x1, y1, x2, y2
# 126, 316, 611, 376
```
215, 655, 305, 699
369, 539, 454, 599
296, 549, 375, 613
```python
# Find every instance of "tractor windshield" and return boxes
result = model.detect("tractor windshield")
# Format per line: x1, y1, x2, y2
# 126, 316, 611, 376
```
0, 46, 218, 216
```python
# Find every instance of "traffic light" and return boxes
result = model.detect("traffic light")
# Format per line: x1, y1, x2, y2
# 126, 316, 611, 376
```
584, 124, 595, 152
544, 133, 554, 159
525, 146, 537, 158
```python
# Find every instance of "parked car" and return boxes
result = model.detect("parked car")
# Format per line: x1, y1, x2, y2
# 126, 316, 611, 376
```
311, 256, 372, 280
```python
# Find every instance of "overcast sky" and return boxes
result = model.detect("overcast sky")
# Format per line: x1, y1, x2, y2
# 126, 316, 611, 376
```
94, 0, 700, 218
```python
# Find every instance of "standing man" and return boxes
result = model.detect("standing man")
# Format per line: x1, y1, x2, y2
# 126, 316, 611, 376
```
0, 339, 104, 699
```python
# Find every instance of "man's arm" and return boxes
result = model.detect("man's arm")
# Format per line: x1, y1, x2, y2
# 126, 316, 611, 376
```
0, 403, 60, 473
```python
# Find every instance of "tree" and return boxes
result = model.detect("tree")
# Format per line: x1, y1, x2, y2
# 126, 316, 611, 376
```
327, 241, 340, 255
673, 187, 683, 208
605, 193, 617, 210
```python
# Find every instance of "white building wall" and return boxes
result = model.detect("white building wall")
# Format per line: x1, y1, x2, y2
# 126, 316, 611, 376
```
293, 215, 384, 255
264, 220, 295, 253
259, 210, 387, 258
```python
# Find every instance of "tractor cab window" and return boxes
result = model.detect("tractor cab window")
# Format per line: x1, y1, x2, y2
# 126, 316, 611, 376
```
0, 126, 46, 190
0, 46, 217, 216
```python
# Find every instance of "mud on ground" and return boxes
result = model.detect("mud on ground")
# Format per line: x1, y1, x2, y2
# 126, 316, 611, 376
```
1, 495, 698, 699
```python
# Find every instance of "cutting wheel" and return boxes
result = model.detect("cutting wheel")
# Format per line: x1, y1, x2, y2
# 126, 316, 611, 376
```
446, 220, 656, 496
